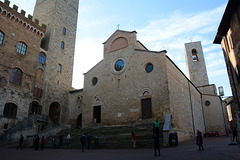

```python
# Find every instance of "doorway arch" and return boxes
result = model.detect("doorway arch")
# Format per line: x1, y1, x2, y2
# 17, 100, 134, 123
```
77, 113, 82, 128
30, 101, 41, 115
49, 102, 61, 124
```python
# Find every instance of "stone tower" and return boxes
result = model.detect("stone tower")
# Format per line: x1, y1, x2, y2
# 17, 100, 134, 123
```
33, 0, 79, 124
184, 41, 209, 87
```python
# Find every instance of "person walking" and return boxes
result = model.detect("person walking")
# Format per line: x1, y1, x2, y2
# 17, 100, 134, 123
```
80, 134, 87, 152
17, 134, 24, 150
153, 133, 160, 157
40, 136, 45, 150
196, 130, 204, 150
67, 133, 71, 145
59, 135, 64, 146
232, 128, 238, 143
87, 133, 92, 150
35, 135, 40, 150
153, 120, 160, 135
94, 136, 99, 149
52, 137, 56, 149
131, 132, 136, 148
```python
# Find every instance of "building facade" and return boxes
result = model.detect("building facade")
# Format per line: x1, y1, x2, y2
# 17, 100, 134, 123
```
0, 0, 45, 133
77, 30, 226, 142
32, 0, 79, 125
214, 0, 240, 140
0, 0, 227, 146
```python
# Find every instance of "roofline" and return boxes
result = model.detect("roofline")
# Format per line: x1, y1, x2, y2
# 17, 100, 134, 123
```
213, 0, 239, 44
69, 89, 83, 93
137, 40, 148, 50
103, 30, 137, 44
135, 49, 167, 54
166, 55, 202, 95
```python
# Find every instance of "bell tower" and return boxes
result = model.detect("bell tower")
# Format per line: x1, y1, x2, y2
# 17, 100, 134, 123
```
33, 0, 79, 123
184, 41, 209, 87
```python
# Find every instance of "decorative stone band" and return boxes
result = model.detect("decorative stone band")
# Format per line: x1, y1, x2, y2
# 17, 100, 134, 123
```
0, 6, 45, 37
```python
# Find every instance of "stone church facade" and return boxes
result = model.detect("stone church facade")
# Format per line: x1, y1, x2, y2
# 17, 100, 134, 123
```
0, 0, 226, 145
68, 30, 226, 142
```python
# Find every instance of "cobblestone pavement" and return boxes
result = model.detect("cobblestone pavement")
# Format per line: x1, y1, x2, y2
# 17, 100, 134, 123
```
0, 136, 239, 160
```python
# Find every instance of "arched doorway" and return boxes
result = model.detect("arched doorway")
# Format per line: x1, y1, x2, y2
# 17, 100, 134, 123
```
77, 114, 82, 128
49, 102, 61, 124
30, 101, 41, 115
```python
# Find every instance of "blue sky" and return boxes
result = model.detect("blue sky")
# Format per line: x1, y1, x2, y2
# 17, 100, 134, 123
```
6, 0, 231, 97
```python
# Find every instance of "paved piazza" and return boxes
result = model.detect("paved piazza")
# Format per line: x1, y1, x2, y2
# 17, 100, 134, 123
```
0, 136, 239, 160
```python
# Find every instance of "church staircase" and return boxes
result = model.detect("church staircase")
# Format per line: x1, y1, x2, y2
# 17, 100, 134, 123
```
44, 119, 164, 149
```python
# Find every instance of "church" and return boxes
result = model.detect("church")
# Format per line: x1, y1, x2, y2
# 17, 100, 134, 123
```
68, 30, 226, 144
0, 0, 227, 147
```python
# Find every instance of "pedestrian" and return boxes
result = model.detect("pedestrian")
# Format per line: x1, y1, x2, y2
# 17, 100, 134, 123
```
94, 136, 99, 149
87, 133, 92, 150
196, 130, 204, 150
52, 137, 56, 148
232, 128, 238, 143
59, 134, 63, 146
153, 133, 160, 157
17, 134, 24, 150
67, 133, 71, 145
35, 135, 40, 150
80, 133, 87, 152
41, 136, 45, 150
131, 132, 136, 148
153, 119, 160, 135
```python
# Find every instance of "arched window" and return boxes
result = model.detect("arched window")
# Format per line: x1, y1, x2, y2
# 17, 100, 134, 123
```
38, 52, 46, 64
0, 30, 5, 44
63, 27, 66, 35
17, 42, 27, 55
57, 64, 62, 72
192, 49, 198, 61
3, 103, 18, 118
61, 41, 64, 49
10, 68, 22, 85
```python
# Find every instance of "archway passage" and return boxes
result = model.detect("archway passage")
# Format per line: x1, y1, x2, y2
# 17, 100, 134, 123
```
30, 101, 41, 115
77, 114, 82, 128
49, 102, 61, 124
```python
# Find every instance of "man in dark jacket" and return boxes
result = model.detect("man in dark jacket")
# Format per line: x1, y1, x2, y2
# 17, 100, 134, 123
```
17, 134, 24, 150
196, 130, 204, 150
81, 134, 87, 152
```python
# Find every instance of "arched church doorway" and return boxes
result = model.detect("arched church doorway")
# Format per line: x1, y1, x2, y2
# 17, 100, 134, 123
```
77, 114, 82, 128
49, 102, 61, 124
141, 98, 152, 119
30, 101, 41, 115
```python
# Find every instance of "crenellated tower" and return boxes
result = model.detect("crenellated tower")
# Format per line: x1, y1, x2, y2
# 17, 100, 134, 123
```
33, 0, 79, 124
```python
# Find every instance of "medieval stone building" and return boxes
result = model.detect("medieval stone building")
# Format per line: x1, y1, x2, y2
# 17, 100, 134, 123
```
214, 0, 240, 140
0, 0, 227, 146
0, 0, 79, 143
68, 30, 226, 143
0, 0, 45, 133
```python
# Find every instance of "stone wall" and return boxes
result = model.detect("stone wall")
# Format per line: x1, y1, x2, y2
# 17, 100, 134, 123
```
202, 95, 226, 135
68, 89, 83, 128
0, 1, 44, 133
166, 57, 205, 142
83, 31, 170, 127
33, 0, 79, 124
